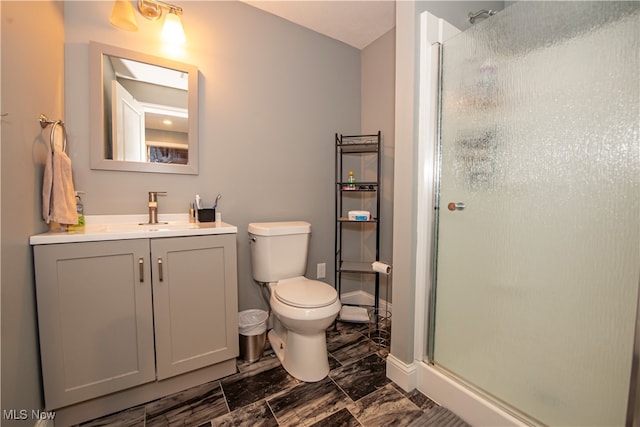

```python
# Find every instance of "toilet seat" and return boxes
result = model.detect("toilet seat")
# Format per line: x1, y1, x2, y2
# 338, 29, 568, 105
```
274, 276, 338, 308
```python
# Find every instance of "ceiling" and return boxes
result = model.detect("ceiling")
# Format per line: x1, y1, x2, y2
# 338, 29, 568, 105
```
241, 1, 396, 49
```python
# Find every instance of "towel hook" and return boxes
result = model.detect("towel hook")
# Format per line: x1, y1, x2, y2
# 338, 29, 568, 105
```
39, 113, 67, 153
39, 113, 59, 128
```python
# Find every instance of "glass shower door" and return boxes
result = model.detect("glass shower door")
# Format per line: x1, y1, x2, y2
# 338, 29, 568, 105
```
432, 2, 640, 425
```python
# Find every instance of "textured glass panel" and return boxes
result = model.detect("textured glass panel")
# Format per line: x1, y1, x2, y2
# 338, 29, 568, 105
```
433, 2, 639, 425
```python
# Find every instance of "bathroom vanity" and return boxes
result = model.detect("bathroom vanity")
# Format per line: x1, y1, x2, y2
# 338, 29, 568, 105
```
30, 216, 239, 426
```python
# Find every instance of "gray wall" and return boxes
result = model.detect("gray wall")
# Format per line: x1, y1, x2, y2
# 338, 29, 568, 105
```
1, 1, 64, 424
64, 1, 362, 313
361, 28, 396, 302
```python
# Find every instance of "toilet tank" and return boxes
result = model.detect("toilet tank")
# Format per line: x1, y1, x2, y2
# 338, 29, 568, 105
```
248, 221, 311, 283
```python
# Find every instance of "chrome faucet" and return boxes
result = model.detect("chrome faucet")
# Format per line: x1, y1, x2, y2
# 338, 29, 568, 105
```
147, 191, 167, 224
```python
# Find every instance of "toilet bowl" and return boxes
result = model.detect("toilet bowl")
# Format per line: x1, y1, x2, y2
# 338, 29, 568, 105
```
267, 277, 341, 382
248, 221, 341, 382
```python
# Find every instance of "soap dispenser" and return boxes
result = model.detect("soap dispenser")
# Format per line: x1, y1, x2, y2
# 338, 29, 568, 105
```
68, 191, 85, 231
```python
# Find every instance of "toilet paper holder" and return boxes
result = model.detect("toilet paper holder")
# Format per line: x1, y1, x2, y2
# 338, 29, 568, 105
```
369, 260, 392, 349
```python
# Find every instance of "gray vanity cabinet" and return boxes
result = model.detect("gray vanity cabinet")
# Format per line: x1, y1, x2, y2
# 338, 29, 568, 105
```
151, 234, 238, 379
34, 239, 155, 409
33, 234, 238, 412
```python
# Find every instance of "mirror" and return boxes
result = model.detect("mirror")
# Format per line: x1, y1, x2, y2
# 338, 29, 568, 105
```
89, 41, 198, 174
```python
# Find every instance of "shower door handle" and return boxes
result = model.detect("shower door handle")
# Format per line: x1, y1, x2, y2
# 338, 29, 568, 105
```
447, 202, 465, 211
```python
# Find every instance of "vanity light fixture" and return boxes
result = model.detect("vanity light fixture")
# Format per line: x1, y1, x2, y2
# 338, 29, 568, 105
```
110, 0, 138, 32
110, 0, 186, 44
161, 7, 186, 44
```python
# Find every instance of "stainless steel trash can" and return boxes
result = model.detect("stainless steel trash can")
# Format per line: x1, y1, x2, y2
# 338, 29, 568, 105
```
238, 309, 268, 363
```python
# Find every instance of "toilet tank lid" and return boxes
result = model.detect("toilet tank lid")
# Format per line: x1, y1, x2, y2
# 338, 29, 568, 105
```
248, 221, 311, 236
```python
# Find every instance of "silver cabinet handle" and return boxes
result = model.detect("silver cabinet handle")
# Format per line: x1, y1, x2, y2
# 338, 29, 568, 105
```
139, 258, 144, 282
447, 202, 465, 211
158, 257, 164, 282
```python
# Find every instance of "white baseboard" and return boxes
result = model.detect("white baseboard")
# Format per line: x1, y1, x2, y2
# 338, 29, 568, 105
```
416, 361, 527, 426
386, 354, 417, 392
340, 290, 392, 314
384, 356, 526, 426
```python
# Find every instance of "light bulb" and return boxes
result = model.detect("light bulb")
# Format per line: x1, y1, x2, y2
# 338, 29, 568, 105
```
162, 9, 186, 44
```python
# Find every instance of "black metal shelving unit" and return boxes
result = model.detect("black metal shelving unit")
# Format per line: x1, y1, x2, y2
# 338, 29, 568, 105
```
334, 131, 381, 321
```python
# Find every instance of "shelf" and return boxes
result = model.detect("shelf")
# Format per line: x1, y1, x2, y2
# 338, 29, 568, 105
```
338, 182, 378, 192
339, 261, 377, 274
338, 217, 378, 223
335, 131, 382, 322
336, 134, 379, 153
337, 144, 379, 154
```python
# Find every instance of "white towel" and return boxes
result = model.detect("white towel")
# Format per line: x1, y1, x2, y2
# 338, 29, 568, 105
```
42, 146, 78, 226
339, 306, 370, 323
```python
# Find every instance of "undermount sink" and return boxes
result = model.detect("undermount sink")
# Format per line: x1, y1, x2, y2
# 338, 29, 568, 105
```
139, 223, 200, 232
104, 222, 200, 233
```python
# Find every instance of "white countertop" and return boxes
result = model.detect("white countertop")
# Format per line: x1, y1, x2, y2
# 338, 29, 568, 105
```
30, 214, 238, 245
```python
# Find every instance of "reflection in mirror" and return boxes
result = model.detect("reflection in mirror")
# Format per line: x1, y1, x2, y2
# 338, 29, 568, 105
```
90, 41, 198, 174
109, 57, 188, 164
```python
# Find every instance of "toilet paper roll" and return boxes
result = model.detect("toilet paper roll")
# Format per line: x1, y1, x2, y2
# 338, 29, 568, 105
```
372, 261, 391, 275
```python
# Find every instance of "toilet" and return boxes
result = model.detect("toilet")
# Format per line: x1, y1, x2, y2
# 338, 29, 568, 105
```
248, 221, 341, 382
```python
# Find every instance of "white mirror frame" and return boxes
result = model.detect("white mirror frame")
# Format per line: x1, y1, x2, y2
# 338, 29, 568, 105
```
89, 41, 199, 174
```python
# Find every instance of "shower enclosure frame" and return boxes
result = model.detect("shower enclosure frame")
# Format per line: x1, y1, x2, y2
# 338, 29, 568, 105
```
406, 8, 640, 427
405, 11, 523, 425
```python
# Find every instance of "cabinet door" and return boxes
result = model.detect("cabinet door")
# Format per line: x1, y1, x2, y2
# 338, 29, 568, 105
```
33, 240, 155, 409
151, 234, 239, 380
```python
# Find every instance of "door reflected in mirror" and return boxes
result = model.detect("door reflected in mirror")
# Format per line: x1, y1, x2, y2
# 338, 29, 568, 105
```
90, 42, 198, 174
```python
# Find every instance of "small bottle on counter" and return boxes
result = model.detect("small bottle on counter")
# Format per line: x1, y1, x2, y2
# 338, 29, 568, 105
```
189, 203, 196, 223
68, 191, 85, 231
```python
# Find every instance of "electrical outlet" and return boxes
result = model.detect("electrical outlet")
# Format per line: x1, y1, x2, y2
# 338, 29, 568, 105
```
317, 263, 326, 279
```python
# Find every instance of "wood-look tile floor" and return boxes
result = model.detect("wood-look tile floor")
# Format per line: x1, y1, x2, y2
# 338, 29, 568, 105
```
79, 321, 469, 427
